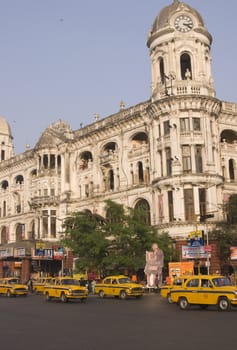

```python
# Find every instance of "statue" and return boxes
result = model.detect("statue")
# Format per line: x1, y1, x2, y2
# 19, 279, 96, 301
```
144, 243, 164, 288
185, 68, 191, 80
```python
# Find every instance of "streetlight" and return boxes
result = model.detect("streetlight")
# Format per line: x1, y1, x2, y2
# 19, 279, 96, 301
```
200, 213, 214, 274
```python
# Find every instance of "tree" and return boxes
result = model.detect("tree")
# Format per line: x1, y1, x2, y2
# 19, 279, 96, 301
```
227, 194, 237, 224
208, 194, 237, 266
62, 200, 177, 276
210, 224, 237, 264
62, 211, 109, 273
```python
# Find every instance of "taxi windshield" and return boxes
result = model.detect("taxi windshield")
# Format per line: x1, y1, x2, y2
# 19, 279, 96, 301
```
212, 277, 232, 287
118, 277, 131, 284
61, 279, 79, 285
8, 279, 20, 284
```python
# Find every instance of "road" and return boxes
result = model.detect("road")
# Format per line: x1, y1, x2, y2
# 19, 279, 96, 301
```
0, 292, 236, 350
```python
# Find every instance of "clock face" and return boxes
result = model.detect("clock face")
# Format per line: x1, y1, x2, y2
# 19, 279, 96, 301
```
174, 15, 193, 32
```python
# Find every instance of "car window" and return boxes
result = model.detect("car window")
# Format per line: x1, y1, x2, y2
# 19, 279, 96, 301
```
61, 279, 75, 285
9, 279, 19, 284
118, 277, 131, 284
186, 279, 199, 287
201, 279, 212, 287
212, 277, 232, 287
104, 279, 111, 284
173, 279, 184, 286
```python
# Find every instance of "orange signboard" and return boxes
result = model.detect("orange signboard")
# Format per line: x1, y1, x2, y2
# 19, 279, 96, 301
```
168, 261, 194, 280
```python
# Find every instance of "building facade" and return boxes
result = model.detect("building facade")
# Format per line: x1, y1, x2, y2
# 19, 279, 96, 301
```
0, 0, 237, 280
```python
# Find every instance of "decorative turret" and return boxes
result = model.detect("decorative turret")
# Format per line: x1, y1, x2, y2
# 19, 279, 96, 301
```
0, 115, 14, 161
147, 0, 215, 101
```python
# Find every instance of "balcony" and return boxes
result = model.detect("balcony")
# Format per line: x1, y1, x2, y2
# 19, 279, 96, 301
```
128, 143, 149, 158
30, 195, 60, 209
100, 151, 118, 165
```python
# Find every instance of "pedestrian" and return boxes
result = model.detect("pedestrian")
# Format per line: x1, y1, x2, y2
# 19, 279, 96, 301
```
27, 278, 33, 293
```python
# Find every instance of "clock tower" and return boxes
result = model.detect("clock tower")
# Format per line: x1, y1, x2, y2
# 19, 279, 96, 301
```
147, 0, 215, 101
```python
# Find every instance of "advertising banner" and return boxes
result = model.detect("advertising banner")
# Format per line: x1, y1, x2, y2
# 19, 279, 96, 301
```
0, 247, 14, 258
188, 230, 204, 246
32, 248, 53, 259
14, 247, 26, 257
53, 246, 64, 260
168, 261, 194, 279
182, 245, 212, 259
230, 247, 237, 260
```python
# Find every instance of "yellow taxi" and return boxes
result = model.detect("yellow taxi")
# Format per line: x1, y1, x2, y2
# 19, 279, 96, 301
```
94, 275, 144, 299
160, 276, 189, 303
170, 274, 237, 311
43, 276, 88, 303
32, 277, 53, 294
0, 277, 28, 297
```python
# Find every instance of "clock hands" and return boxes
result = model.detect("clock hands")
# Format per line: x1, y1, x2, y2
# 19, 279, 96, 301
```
183, 22, 193, 29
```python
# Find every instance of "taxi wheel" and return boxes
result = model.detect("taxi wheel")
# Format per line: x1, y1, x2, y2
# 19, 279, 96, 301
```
7, 290, 12, 298
179, 297, 189, 310
167, 293, 173, 304
218, 297, 230, 311
99, 290, 105, 298
45, 292, 51, 301
120, 290, 127, 300
60, 293, 68, 303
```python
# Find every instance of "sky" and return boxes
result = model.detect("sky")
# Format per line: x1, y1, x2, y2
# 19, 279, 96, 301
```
0, 0, 237, 155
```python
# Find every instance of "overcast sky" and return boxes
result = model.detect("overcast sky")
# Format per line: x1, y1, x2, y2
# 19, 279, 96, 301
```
0, 0, 236, 154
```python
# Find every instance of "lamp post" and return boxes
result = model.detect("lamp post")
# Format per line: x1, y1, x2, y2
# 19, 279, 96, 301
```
200, 214, 214, 274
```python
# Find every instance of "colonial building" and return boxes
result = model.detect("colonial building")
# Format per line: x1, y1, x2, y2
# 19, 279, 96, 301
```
0, 0, 236, 280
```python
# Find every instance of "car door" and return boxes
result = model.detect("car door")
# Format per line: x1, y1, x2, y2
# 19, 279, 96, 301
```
200, 278, 214, 305
111, 278, 118, 296
103, 278, 112, 295
185, 278, 200, 304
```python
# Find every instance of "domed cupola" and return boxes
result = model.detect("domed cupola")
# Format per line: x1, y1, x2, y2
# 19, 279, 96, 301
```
147, 0, 215, 101
0, 115, 14, 161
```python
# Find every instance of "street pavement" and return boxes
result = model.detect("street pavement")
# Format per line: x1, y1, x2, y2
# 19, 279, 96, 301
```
0, 292, 236, 350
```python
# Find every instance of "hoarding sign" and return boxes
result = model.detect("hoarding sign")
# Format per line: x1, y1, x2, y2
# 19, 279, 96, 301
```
182, 245, 211, 259
32, 248, 53, 259
14, 247, 26, 257
188, 230, 204, 246
230, 247, 237, 260
53, 246, 64, 260
0, 247, 14, 258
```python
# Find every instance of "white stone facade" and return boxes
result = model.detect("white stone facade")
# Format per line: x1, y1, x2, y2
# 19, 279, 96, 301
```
0, 0, 237, 253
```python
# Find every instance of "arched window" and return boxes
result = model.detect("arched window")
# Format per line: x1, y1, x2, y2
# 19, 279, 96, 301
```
15, 175, 24, 185
165, 147, 172, 176
159, 57, 165, 84
221, 129, 237, 143
131, 132, 148, 148
1, 226, 8, 244
195, 145, 203, 173
109, 169, 114, 191
3, 201, 6, 217
79, 151, 93, 170
30, 169, 37, 177
57, 155, 61, 169
138, 162, 144, 183
1, 180, 8, 190
16, 223, 24, 242
180, 53, 192, 80
229, 159, 235, 180
43, 154, 48, 168
135, 199, 151, 224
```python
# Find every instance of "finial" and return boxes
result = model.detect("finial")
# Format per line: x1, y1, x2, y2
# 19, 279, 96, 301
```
120, 100, 125, 111
94, 113, 99, 121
